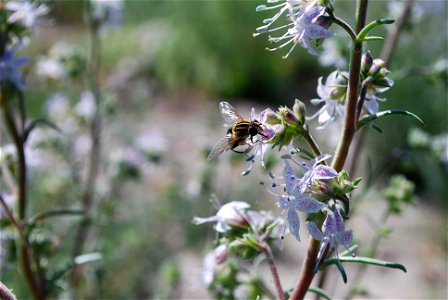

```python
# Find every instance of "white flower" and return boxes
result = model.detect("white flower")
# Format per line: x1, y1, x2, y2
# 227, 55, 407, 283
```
75, 90, 96, 120
308, 70, 348, 130
35, 56, 66, 80
193, 201, 250, 233
255, 2, 333, 58
6, 1, 49, 30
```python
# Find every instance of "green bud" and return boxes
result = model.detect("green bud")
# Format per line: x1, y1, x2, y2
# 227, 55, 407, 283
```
293, 99, 306, 124
361, 51, 373, 76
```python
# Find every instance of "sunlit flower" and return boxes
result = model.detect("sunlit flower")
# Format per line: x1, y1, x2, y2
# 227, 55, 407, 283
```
202, 245, 229, 285
74, 90, 96, 121
0, 49, 30, 91
255, 1, 333, 58
6, 1, 49, 30
277, 160, 327, 240
307, 205, 353, 272
308, 70, 348, 130
297, 154, 338, 194
193, 201, 250, 233
35, 56, 66, 80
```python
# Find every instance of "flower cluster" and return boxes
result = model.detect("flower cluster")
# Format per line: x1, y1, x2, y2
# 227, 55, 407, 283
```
0, 1, 49, 91
254, 0, 334, 58
194, 200, 286, 298
309, 52, 394, 129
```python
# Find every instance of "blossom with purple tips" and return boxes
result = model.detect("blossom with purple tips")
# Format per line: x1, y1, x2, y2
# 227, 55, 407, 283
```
308, 70, 348, 130
277, 160, 327, 240
297, 154, 338, 194
255, 2, 334, 58
307, 206, 354, 272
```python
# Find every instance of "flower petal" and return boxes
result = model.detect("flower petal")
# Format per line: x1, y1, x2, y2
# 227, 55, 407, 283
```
283, 160, 297, 194
287, 208, 301, 241
295, 195, 326, 213
307, 221, 324, 241
313, 165, 338, 180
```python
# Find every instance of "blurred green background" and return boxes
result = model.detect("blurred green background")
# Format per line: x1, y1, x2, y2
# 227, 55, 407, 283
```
2, 0, 447, 299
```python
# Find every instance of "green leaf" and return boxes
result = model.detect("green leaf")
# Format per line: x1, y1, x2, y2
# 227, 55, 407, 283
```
49, 252, 102, 284
308, 287, 333, 300
340, 244, 358, 257
74, 252, 102, 265
363, 36, 384, 41
357, 19, 395, 42
319, 256, 407, 273
28, 209, 85, 225
357, 109, 424, 130
23, 118, 60, 142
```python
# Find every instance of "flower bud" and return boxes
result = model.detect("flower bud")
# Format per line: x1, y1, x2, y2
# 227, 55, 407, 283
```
261, 108, 281, 125
369, 58, 386, 77
278, 106, 300, 126
361, 51, 373, 76
293, 99, 306, 124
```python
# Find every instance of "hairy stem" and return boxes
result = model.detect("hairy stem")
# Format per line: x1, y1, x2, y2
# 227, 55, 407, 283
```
262, 245, 285, 300
290, 2, 369, 299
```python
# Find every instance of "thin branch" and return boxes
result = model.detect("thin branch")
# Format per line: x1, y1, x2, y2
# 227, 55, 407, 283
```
262, 244, 285, 300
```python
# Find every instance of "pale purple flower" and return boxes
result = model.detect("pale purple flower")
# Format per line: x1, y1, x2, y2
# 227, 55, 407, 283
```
277, 160, 327, 240
0, 49, 30, 91
255, 2, 333, 58
202, 245, 229, 285
193, 201, 250, 233
297, 154, 338, 193
75, 90, 96, 120
91, 0, 124, 29
307, 206, 354, 272
6, 1, 49, 30
363, 77, 393, 114
308, 70, 348, 130
35, 56, 66, 80
245, 107, 282, 169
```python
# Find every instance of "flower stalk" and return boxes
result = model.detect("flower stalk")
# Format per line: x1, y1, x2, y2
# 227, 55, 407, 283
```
262, 243, 285, 300
70, 0, 103, 292
1, 90, 44, 300
290, 1, 369, 299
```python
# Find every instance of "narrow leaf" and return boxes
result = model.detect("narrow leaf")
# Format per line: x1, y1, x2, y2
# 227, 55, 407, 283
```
319, 256, 407, 273
28, 209, 85, 224
357, 109, 424, 130
308, 287, 333, 300
340, 244, 358, 257
23, 119, 60, 142
364, 36, 384, 41
74, 252, 102, 265
357, 19, 395, 42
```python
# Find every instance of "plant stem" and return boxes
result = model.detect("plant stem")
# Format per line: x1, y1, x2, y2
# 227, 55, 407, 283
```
331, 15, 356, 42
1, 91, 44, 300
290, 2, 369, 299
0, 194, 21, 230
262, 244, 285, 300
71, 1, 102, 291
303, 130, 323, 158
331, 0, 368, 173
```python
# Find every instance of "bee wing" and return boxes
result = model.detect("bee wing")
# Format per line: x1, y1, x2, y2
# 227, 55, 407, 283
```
219, 101, 243, 126
207, 136, 230, 160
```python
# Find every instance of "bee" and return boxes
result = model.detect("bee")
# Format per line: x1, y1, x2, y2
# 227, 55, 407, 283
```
207, 102, 265, 160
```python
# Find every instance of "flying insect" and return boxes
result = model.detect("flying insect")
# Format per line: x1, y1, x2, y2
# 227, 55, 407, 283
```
207, 102, 265, 160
